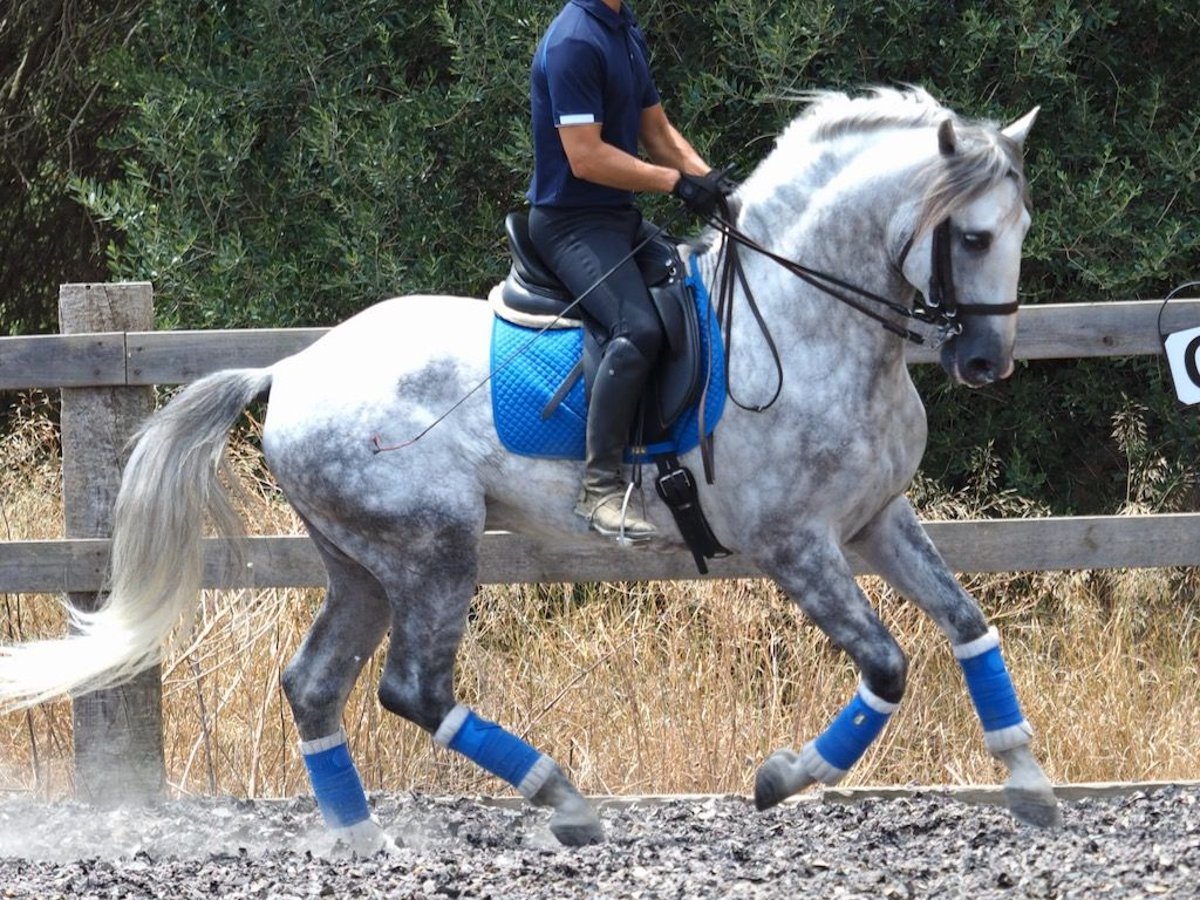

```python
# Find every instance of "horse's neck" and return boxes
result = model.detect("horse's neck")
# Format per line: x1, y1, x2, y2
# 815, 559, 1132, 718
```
693, 194, 914, 370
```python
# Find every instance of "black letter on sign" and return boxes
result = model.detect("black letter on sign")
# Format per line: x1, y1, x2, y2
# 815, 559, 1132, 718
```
1185, 335, 1200, 388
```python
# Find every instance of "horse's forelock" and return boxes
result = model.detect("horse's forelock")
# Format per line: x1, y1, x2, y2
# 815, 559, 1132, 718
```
913, 125, 1030, 238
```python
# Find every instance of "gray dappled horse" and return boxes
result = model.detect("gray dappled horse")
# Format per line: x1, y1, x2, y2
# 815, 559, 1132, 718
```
1, 89, 1056, 850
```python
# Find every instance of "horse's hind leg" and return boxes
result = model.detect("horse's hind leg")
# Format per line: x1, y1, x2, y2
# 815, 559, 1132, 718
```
372, 527, 604, 847
281, 526, 394, 852
848, 495, 1061, 827
753, 531, 909, 809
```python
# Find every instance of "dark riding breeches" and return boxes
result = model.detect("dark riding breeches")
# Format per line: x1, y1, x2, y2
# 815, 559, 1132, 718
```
527, 204, 664, 362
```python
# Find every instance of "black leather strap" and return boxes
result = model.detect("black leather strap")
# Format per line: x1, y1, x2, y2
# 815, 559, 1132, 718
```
654, 454, 731, 574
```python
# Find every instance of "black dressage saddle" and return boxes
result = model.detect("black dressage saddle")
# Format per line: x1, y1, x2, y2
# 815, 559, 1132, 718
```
497, 211, 704, 446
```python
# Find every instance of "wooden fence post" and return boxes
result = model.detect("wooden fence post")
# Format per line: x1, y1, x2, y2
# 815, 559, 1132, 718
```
59, 283, 165, 805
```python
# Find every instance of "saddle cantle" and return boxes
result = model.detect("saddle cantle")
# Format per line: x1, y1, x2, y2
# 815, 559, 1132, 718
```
493, 211, 704, 444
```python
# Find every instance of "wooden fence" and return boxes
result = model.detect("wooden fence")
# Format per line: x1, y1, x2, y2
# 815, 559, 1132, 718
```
2, 282, 1200, 802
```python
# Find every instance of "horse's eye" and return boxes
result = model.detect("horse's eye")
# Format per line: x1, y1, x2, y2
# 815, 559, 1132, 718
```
961, 231, 992, 252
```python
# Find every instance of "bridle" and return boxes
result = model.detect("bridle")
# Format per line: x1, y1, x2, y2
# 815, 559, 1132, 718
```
901, 218, 1021, 324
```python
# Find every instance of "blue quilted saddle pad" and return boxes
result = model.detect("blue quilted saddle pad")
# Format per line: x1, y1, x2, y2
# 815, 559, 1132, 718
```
491, 259, 726, 462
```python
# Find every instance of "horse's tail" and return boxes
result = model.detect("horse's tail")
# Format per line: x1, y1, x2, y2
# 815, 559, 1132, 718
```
0, 367, 273, 710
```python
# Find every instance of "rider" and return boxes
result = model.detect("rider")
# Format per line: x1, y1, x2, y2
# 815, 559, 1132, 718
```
527, 0, 729, 541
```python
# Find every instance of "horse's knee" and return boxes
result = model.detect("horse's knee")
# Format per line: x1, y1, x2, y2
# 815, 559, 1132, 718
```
377, 669, 453, 734
860, 642, 908, 705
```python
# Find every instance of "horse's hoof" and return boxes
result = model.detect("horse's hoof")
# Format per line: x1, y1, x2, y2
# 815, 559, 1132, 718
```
549, 814, 605, 846
1005, 785, 1063, 828
754, 749, 801, 811
334, 819, 400, 856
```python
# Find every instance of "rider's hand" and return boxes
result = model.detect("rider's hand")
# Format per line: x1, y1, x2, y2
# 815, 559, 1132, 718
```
714, 166, 740, 220
673, 168, 738, 220
672, 169, 727, 218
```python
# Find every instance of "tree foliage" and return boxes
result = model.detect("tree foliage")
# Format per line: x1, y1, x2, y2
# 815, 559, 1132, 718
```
7, 0, 1200, 513
0, 0, 146, 334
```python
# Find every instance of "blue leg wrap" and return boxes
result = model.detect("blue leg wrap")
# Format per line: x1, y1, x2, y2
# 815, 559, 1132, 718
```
811, 684, 896, 775
300, 731, 370, 828
955, 627, 1032, 752
435, 706, 550, 796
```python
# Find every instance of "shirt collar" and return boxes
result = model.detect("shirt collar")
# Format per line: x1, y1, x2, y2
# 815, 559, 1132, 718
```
570, 0, 632, 32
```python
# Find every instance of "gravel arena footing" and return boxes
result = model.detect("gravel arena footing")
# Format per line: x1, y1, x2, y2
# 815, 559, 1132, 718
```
0, 785, 1197, 898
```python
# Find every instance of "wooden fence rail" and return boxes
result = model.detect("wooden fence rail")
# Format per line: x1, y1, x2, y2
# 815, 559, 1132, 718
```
5, 297, 1200, 390
1, 282, 1199, 803
5, 512, 1200, 593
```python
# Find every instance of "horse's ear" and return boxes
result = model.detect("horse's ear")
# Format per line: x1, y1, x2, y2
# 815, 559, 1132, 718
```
1001, 107, 1040, 146
937, 118, 956, 156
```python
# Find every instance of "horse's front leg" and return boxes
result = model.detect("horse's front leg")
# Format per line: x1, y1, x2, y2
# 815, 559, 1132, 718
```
753, 532, 908, 809
848, 494, 1062, 828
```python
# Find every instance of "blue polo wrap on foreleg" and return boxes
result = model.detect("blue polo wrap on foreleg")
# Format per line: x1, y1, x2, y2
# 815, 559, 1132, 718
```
435, 706, 550, 796
300, 730, 370, 828
954, 627, 1033, 752
806, 683, 897, 782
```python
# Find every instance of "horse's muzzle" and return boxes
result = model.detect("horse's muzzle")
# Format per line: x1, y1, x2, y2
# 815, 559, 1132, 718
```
941, 339, 1015, 387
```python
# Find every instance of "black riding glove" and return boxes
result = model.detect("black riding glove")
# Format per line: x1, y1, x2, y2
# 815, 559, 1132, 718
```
673, 169, 727, 218
673, 168, 738, 220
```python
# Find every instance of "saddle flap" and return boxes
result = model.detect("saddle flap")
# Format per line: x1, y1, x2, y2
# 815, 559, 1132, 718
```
633, 232, 678, 287
642, 266, 702, 438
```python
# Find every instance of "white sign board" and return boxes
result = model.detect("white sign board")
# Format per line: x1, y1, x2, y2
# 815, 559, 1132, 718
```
1163, 325, 1200, 405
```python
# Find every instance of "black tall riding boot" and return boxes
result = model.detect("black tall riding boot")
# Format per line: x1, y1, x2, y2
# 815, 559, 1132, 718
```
575, 336, 657, 541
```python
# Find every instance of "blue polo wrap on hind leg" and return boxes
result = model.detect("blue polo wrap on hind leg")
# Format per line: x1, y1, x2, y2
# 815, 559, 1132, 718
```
299, 729, 370, 828
435, 706, 551, 797
805, 682, 897, 782
954, 627, 1033, 752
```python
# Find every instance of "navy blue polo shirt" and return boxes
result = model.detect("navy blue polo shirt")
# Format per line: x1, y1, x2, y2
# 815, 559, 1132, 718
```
527, 0, 662, 208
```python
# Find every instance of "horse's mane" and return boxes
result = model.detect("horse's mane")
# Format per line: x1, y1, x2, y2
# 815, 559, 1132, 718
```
798, 86, 950, 142
777, 87, 1030, 237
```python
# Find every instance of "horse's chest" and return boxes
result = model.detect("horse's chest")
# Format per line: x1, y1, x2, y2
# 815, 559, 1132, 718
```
727, 376, 925, 515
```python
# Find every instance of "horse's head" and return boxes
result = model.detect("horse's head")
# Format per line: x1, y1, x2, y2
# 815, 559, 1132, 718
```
900, 108, 1039, 387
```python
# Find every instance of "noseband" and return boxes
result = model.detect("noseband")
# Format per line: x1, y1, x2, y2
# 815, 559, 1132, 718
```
706, 210, 1023, 421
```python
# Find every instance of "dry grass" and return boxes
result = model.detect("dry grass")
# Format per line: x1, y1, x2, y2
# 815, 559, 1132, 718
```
1, 398, 1198, 800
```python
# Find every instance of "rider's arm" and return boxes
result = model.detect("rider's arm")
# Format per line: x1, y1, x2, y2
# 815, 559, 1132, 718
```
639, 104, 709, 177
557, 122, 681, 194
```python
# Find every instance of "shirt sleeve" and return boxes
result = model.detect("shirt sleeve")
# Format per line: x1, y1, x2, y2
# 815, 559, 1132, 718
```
543, 37, 606, 126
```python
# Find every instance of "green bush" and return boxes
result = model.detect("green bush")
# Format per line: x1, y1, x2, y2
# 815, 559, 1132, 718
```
57, 1, 1200, 512
0, 1, 146, 335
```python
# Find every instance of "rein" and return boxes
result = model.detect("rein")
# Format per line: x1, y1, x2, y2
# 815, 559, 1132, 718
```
713, 214, 961, 351
701, 207, 1023, 417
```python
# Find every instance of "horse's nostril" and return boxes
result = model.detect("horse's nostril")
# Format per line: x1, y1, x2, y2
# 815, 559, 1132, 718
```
965, 357, 996, 383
